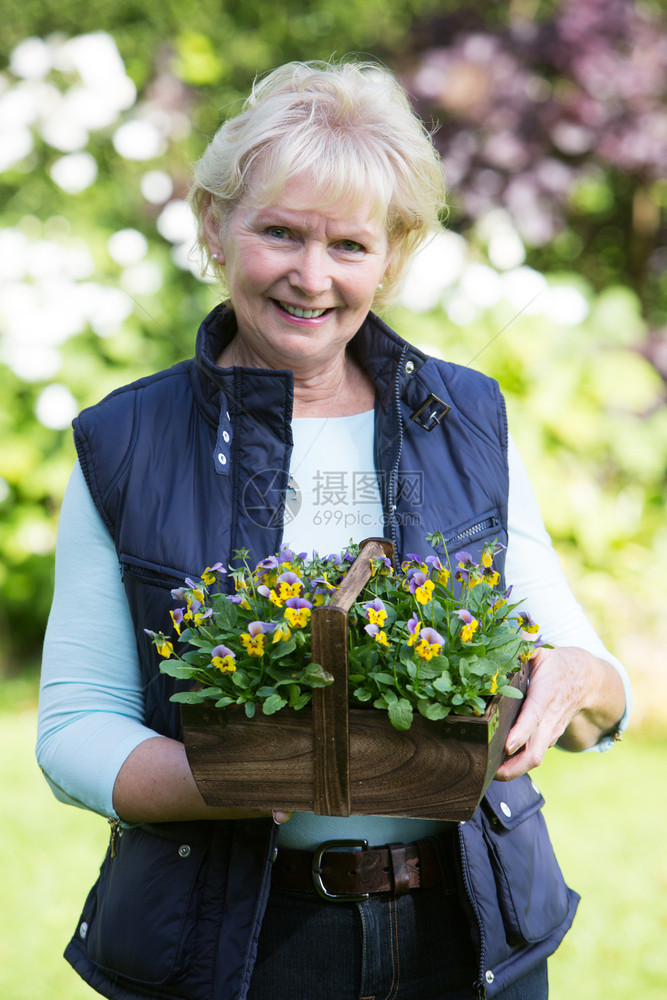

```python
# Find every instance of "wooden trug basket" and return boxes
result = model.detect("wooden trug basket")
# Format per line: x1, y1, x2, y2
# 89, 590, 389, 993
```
181, 538, 528, 822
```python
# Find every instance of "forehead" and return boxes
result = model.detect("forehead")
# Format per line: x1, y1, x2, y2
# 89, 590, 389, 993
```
242, 168, 388, 233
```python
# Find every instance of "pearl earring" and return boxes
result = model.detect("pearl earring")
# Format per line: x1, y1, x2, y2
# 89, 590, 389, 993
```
211, 252, 220, 261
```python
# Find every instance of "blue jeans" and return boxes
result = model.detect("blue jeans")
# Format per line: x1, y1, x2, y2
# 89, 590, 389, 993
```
247, 842, 548, 999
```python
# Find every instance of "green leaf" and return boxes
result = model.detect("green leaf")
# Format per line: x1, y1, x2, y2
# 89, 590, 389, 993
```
430, 600, 447, 627
353, 686, 373, 702
432, 672, 452, 694
272, 637, 297, 658
373, 672, 395, 685
158, 660, 199, 680
467, 656, 497, 677
198, 686, 227, 699
417, 656, 449, 678
418, 701, 450, 720
181, 635, 215, 650
244, 702, 256, 719
498, 685, 524, 699
486, 634, 523, 655
211, 595, 239, 629
304, 663, 334, 686
388, 698, 413, 730
181, 649, 212, 666
262, 693, 287, 715
168, 689, 208, 704
289, 691, 311, 711
398, 646, 416, 669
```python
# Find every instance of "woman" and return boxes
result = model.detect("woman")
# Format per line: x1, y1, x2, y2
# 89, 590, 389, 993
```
37, 60, 630, 1000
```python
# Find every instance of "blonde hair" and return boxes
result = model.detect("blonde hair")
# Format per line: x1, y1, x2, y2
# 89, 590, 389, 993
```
189, 59, 447, 308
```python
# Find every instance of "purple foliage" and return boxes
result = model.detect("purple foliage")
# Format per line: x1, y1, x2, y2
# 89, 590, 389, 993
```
403, 0, 666, 323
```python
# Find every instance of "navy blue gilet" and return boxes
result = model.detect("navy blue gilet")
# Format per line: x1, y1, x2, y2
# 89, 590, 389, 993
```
65, 306, 578, 1000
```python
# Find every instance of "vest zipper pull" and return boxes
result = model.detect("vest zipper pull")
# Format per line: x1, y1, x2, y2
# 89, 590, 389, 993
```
108, 818, 121, 858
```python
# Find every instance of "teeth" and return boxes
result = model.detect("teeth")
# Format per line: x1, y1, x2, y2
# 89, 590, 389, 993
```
280, 302, 328, 319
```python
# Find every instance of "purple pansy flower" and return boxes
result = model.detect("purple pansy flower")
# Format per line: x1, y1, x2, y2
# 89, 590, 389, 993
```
419, 626, 444, 646
407, 570, 428, 594
211, 643, 235, 659
407, 611, 420, 636
284, 596, 313, 610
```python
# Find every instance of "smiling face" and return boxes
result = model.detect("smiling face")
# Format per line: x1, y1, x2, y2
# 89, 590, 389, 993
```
205, 175, 391, 372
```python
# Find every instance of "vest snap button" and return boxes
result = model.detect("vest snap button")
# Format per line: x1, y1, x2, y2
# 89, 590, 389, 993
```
500, 802, 512, 818
485, 970, 495, 984
178, 845, 191, 858
80, 921, 89, 940
217, 452, 227, 465
405, 360, 415, 374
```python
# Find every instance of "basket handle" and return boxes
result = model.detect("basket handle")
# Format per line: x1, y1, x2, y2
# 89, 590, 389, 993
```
329, 537, 395, 612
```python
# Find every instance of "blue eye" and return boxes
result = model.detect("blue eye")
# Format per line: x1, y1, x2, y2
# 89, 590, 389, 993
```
266, 226, 289, 239
339, 240, 364, 253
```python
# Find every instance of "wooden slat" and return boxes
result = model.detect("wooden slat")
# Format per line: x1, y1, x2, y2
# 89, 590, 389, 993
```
310, 605, 350, 815
180, 705, 314, 809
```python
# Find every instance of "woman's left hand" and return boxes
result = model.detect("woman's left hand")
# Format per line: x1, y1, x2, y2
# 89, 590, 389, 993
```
495, 645, 625, 781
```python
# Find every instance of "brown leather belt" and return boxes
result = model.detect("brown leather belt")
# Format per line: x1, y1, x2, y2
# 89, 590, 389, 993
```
271, 837, 452, 902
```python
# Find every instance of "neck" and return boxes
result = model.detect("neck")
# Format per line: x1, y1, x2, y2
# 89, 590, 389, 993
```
217, 332, 375, 417
290, 358, 348, 418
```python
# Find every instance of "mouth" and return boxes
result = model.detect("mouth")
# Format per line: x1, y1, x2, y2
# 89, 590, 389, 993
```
275, 300, 332, 320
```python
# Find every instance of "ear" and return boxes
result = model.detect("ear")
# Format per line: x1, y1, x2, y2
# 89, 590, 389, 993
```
203, 201, 225, 264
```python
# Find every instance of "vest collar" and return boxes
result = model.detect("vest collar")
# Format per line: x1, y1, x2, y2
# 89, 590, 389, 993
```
191, 303, 438, 423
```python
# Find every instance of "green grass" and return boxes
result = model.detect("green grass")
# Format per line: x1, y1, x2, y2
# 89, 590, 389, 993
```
538, 733, 667, 998
2, 693, 665, 999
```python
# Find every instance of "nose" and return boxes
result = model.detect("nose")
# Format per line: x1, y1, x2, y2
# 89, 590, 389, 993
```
289, 243, 332, 296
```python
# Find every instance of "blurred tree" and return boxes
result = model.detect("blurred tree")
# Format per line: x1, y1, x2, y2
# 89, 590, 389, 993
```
401, 0, 667, 329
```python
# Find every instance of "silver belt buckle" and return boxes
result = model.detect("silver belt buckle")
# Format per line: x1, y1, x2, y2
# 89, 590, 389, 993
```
311, 839, 370, 902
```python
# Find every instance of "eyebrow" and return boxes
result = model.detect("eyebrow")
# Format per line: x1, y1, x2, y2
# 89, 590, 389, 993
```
251, 204, 382, 242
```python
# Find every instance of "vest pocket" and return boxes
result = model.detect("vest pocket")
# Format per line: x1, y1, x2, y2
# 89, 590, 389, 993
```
481, 777, 571, 946
86, 823, 210, 987
119, 552, 193, 590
